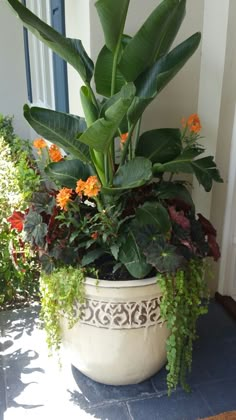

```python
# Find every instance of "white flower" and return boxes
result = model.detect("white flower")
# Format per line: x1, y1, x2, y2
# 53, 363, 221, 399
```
84, 199, 96, 208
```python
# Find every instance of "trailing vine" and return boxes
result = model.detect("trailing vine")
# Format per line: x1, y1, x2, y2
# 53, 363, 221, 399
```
40, 266, 86, 356
159, 259, 209, 395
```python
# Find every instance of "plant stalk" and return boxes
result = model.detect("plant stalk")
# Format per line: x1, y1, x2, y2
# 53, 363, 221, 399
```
133, 117, 142, 156
86, 83, 99, 112
110, 1, 130, 163
119, 123, 135, 167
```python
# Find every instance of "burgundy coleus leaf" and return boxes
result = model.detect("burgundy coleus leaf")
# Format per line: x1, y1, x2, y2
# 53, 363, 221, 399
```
208, 234, 221, 261
198, 213, 216, 236
180, 239, 194, 251
7, 210, 25, 232
168, 206, 190, 230
46, 207, 60, 244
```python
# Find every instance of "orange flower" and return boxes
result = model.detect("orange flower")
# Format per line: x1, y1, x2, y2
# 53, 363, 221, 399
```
56, 187, 73, 210
49, 144, 63, 162
75, 179, 86, 197
91, 232, 99, 240
76, 176, 101, 198
120, 132, 129, 144
83, 176, 101, 197
187, 113, 201, 133
33, 138, 47, 149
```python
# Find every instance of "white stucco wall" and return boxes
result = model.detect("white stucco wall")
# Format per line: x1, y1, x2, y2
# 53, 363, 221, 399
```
65, 0, 91, 115
0, 0, 31, 138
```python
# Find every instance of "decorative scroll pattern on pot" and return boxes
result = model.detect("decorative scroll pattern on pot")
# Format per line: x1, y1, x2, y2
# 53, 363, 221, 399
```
77, 297, 163, 329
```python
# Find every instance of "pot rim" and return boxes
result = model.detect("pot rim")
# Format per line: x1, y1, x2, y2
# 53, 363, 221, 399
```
85, 276, 158, 289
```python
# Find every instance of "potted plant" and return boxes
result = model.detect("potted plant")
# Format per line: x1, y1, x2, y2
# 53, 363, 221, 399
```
6, 0, 222, 394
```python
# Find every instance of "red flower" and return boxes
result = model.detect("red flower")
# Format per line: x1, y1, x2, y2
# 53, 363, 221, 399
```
7, 210, 25, 232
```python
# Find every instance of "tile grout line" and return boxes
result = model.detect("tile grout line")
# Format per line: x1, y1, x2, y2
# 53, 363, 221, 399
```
194, 387, 215, 416
125, 401, 135, 420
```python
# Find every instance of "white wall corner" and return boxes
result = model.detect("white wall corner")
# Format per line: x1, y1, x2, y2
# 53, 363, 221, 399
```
192, 0, 230, 219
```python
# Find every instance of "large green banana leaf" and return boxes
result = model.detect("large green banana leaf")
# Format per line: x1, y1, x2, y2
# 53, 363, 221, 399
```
102, 157, 152, 194
5, 0, 93, 83
153, 147, 204, 174
24, 105, 90, 163
95, 0, 130, 52
78, 83, 135, 152
128, 32, 201, 124
94, 37, 130, 97
113, 157, 152, 188
153, 148, 223, 192
45, 159, 92, 189
119, 0, 186, 82
136, 128, 182, 163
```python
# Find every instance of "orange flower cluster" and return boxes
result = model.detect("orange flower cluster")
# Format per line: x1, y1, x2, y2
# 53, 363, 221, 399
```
120, 132, 128, 144
76, 176, 101, 198
56, 187, 73, 210
182, 114, 201, 133
49, 144, 63, 162
33, 138, 47, 149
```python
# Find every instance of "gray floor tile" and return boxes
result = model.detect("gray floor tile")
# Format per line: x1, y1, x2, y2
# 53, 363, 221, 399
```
69, 366, 155, 409
197, 377, 236, 415
127, 389, 213, 420
4, 353, 45, 408
84, 402, 131, 420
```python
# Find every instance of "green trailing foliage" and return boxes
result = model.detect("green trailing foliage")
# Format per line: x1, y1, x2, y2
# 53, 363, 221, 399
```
159, 260, 209, 395
40, 267, 86, 355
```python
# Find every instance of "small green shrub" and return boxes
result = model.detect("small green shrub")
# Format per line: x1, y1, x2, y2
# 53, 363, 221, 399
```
0, 116, 41, 307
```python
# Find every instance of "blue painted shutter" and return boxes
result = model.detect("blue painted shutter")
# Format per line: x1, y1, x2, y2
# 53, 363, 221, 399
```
22, 0, 33, 103
50, 0, 69, 112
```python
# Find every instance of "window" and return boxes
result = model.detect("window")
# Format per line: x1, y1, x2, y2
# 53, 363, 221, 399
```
23, 0, 68, 112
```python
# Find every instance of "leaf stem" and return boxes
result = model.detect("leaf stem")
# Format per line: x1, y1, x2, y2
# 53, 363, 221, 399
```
119, 123, 135, 167
133, 117, 142, 156
110, 1, 130, 162
86, 83, 99, 112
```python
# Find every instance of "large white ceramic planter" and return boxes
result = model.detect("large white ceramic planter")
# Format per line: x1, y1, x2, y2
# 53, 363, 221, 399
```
61, 276, 169, 385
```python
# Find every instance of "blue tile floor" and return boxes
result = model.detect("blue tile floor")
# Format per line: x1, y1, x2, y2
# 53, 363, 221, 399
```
0, 301, 236, 420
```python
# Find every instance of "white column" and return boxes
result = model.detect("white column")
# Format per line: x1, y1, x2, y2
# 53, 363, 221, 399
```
218, 105, 236, 296
192, 0, 230, 218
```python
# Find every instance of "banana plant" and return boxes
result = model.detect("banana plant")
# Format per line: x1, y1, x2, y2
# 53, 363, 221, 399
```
6, 0, 207, 188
